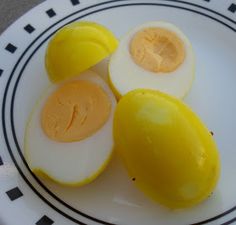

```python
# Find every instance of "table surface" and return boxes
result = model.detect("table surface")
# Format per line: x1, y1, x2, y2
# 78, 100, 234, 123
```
0, 0, 44, 34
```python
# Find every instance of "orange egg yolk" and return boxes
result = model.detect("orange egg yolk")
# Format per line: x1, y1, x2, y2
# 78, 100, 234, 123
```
41, 80, 111, 142
130, 28, 185, 73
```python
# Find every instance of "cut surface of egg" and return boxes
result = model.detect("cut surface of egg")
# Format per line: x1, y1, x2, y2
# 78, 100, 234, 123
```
25, 71, 116, 186
109, 21, 195, 99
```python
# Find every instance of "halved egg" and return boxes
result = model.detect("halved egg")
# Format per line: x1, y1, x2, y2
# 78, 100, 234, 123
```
109, 21, 195, 99
46, 21, 118, 83
25, 71, 116, 186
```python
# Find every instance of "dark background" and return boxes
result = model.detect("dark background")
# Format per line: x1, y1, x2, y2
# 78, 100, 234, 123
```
0, 0, 44, 34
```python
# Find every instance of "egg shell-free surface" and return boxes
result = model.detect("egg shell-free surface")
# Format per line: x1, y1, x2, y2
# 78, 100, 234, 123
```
46, 21, 118, 83
114, 89, 220, 208
25, 71, 116, 186
109, 21, 195, 99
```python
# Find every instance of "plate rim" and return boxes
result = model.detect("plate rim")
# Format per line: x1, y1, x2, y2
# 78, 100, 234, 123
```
1, 0, 236, 225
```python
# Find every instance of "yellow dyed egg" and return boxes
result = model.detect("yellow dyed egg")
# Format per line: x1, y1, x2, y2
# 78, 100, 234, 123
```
46, 21, 118, 83
25, 71, 117, 186
113, 89, 220, 208
109, 21, 195, 99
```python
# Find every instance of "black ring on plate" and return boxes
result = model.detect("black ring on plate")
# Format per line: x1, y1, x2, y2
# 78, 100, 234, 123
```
2, 1, 236, 225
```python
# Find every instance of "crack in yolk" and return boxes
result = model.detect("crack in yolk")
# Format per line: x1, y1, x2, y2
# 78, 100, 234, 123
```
130, 27, 185, 73
41, 80, 111, 142
65, 104, 79, 131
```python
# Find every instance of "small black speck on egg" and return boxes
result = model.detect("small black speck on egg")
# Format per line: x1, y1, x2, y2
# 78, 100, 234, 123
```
208, 192, 213, 198
210, 131, 214, 136
132, 178, 136, 181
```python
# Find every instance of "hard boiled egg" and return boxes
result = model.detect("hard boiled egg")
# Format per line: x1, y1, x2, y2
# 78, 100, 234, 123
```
25, 71, 116, 186
46, 21, 118, 83
109, 21, 195, 99
114, 89, 220, 209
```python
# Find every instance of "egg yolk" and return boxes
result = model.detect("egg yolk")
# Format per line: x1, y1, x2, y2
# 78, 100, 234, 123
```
41, 80, 111, 142
130, 28, 185, 73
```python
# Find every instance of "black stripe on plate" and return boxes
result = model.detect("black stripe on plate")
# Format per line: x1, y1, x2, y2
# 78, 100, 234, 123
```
24, 24, 35, 34
71, 0, 80, 6
36, 215, 54, 225
0, 69, 3, 77
6, 187, 23, 201
46, 9, 56, 18
5, 43, 17, 54
0, 156, 3, 166
228, 4, 236, 13
221, 216, 236, 225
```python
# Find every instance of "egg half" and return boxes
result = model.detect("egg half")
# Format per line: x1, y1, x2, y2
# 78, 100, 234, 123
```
109, 21, 195, 99
46, 21, 118, 83
25, 71, 116, 186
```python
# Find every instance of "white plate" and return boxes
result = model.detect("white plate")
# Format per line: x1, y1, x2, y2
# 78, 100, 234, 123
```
0, 0, 236, 224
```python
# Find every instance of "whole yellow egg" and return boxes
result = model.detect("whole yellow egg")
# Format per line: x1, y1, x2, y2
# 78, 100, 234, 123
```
113, 89, 220, 209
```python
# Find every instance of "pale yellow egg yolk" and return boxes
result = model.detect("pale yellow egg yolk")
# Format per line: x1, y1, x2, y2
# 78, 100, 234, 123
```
41, 80, 111, 142
130, 28, 185, 73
